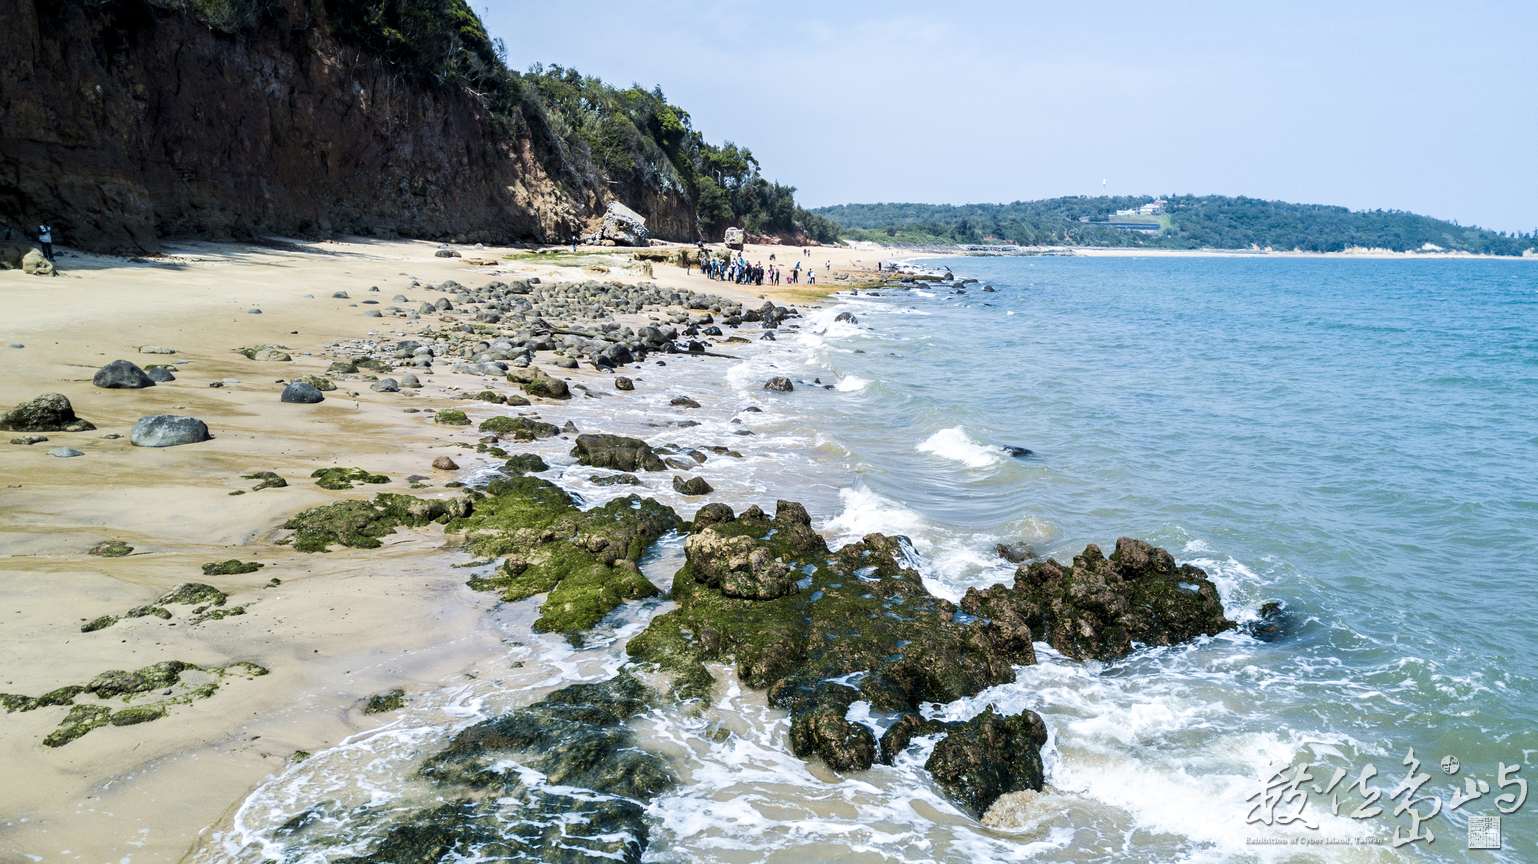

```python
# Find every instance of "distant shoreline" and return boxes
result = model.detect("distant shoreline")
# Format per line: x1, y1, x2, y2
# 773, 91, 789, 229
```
850, 242, 1538, 262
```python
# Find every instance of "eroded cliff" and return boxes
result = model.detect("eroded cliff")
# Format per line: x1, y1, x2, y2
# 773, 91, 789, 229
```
0, 0, 696, 254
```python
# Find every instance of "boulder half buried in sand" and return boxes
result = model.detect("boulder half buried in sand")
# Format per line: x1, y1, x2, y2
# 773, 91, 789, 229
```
130, 415, 210, 448
93, 360, 156, 389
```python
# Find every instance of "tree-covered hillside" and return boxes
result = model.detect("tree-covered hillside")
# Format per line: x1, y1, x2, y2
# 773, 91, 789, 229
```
815, 197, 1537, 255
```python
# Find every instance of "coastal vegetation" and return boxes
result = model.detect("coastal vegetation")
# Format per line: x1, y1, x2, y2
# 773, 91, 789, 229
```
818, 196, 1538, 255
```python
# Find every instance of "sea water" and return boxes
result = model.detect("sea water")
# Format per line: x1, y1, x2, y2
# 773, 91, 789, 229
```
198, 256, 1538, 863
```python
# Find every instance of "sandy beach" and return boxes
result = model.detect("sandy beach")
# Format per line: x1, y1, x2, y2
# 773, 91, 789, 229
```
0, 236, 879, 864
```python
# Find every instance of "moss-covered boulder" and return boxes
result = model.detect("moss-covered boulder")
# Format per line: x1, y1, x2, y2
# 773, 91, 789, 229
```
446, 476, 680, 635
923, 707, 1050, 818
434, 409, 470, 426
479, 416, 558, 439
501, 453, 548, 475
355, 358, 392, 373
961, 537, 1235, 662
0, 393, 95, 432
570, 434, 665, 472
522, 376, 570, 400
311, 467, 390, 490
298, 375, 336, 392
283, 493, 471, 552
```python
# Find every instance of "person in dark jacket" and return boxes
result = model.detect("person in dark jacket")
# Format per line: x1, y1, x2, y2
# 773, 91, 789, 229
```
38, 223, 53, 260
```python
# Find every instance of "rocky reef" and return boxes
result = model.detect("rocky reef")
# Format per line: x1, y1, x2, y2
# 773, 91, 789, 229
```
961, 537, 1235, 662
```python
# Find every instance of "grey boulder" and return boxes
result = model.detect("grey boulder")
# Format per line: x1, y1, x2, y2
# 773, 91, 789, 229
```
371, 378, 401, 393
94, 360, 156, 389
598, 201, 649, 247
280, 382, 325, 404
49, 447, 84, 458
144, 366, 176, 383
130, 415, 211, 447
764, 377, 794, 392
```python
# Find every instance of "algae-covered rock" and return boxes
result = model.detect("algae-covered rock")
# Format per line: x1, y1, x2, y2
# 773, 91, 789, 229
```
626, 501, 1038, 781
364, 689, 406, 714
570, 433, 665, 472
283, 493, 470, 552
202, 560, 264, 576
590, 473, 642, 486
961, 537, 1235, 662
445, 476, 680, 635
124, 605, 171, 620
81, 615, 118, 633
311, 467, 390, 490
338, 673, 668, 864
243, 470, 288, 490
0, 393, 95, 432
434, 409, 469, 426
157, 582, 228, 606
924, 707, 1049, 818
355, 358, 392, 373
88, 540, 133, 557
298, 375, 336, 392
522, 376, 570, 400
501, 453, 548, 475
478, 416, 558, 439
86, 661, 191, 697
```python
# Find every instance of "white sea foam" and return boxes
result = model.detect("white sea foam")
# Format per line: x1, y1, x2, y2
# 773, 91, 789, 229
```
836, 373, 870, 392
916, 426, 1003, 469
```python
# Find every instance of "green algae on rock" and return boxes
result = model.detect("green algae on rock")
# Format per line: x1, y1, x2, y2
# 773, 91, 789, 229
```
363, 689, 407, 714
500, 453, 549, 475
243, 471, 289, 490
81, 614, 118, 632
202, 560, 264, 576
624, 500, 1043, 807
960, 537, 1236, 662
311, 467, 390, 490
87, 540, 133, 557
445, 475, 679, 635
434, 409, 470, 426
478, 415, 558, 439
6, 661, 269, 747
283, 494, 470, 552
570, 433, 666, 472
322, 673, 668, 864
158, 582, 228, 606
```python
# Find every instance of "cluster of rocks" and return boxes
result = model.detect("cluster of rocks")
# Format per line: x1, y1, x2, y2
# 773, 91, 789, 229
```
0, 659, 268, 748
316, 279, 801, 381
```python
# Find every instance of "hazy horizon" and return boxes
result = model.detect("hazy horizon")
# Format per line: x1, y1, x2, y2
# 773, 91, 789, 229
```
485, 0, 1537, 234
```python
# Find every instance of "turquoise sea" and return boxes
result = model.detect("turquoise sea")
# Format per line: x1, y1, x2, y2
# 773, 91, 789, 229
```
207, 255, 1538, 864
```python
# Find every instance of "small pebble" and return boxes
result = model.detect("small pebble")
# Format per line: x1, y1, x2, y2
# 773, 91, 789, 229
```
7, 344, 22, 349
101, 433, 121, 439
223, 378, 240, 383
247, 309, 262, 314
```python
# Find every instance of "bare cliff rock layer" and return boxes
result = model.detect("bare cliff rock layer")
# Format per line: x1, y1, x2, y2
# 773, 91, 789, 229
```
0, 0, 688, 254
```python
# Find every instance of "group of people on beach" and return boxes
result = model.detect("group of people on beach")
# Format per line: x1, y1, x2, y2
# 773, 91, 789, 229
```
688, 248, 817, 286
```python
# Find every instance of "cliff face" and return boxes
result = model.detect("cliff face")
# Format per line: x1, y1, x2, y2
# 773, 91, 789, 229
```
0, 0, 694, 254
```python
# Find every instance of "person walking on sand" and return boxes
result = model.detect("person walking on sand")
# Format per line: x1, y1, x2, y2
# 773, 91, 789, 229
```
38, 223, 54, 260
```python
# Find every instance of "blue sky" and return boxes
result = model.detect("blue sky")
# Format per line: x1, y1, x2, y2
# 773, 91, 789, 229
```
481, 1, 1537, 233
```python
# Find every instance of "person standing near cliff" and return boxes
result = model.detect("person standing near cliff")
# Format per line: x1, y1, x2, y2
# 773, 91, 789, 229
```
37, 223, 53, 260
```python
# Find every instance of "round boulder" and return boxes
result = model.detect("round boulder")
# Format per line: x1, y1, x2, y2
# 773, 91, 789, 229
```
130, 415, 211, 447
280, 382, 325, 404
614, 376, 634, 391
370, 378, 400, 393
94, 360, 156, 389
432, 456, 459, 470
144, 366, 176, 383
